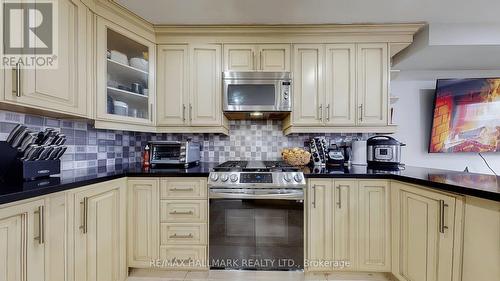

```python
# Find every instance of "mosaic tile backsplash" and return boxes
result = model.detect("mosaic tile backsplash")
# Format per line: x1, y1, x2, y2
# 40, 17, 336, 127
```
0, 110, 370, 171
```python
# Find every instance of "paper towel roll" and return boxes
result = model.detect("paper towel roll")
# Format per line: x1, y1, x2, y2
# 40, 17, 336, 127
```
351, 140, 367, 166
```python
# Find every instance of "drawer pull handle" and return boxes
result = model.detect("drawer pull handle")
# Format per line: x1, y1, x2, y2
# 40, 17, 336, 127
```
171, 187, 194, 192
170, 233, 194, 239
169, 210, 194, 215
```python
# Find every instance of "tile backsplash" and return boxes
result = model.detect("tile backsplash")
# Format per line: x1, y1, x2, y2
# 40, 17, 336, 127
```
0, 110, 370, 171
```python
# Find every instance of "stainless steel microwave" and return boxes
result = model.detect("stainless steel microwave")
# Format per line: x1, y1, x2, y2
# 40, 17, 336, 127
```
222, 71, 292, 112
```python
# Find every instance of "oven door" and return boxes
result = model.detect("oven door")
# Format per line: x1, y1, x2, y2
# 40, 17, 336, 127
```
209, 189, 304, 270
223, 79, 282, 112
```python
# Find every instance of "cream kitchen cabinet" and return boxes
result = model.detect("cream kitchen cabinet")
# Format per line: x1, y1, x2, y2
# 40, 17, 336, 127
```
157, 45, 189, 126
1, 0, 91, 118
0, 199, 45, 281
292, 44, 324, 126
44, 193, 69, 281
356, 43, 389, 126
324, 44, 356, 126
391, 182, 463, 281
159, 178, 208, 270
224, 44, 290, 71
156, 44, 228, 133
307, 179, 358, 271
72, 179, 127, 281
95, 16, 156, 129
285, 43, 391, 134
461, 197, 499, 281
358, 180, 390, 272
0, 193, 67, 281
189, 44, 223, 126
127, 179, 159, 268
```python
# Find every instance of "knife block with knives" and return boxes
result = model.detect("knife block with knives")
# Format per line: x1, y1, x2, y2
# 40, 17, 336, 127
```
0, 125, 67, 181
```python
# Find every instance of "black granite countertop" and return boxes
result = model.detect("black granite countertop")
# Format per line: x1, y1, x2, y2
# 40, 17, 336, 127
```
0, 163, 498, 205
303, 165, 499, 202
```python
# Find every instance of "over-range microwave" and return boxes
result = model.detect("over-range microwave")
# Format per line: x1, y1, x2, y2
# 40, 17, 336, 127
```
222, 71, 292, 114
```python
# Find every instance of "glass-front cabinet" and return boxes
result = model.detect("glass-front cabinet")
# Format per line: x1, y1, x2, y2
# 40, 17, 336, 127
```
96, 17, 155, 126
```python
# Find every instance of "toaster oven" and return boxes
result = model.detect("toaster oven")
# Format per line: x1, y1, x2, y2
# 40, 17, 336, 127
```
149, 141, 200, 168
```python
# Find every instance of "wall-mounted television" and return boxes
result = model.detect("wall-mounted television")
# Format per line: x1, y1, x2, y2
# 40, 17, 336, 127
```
429, 78, 500, 153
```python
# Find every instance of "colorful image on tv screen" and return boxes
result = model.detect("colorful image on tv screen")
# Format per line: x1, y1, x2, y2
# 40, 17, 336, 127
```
430, 78, 500, 153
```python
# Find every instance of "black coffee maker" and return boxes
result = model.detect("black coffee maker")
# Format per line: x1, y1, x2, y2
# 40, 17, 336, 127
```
327, 144, 345, 167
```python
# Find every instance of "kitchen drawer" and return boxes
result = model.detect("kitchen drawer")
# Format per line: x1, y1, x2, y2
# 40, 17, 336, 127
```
160, 200, 207, 222
159, 245, 207, 269
161, 223, 207, 245
160, 178, 207, 199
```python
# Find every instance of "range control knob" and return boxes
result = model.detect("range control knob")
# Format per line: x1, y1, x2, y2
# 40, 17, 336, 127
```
283, 174, 292, 182
220, 174, 229, 182
294, 174, 303, 183
210, 173, 219, 182
230, 174, 239, 182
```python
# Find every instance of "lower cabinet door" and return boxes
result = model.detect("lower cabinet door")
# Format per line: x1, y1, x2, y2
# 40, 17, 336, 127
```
307, 179, 358, 272
391, 182, 457, 281
332, 180, 358, 271
0, 199, 45, 281
127, 179, 159, 268
44, 193, 68, 281
358, 180, 390, 271
74, 180, 126, 281
307, 179, 333, 271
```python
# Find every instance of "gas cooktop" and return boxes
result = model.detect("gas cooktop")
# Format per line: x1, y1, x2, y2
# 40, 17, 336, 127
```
212, 160, 299, 172
209, 161, 305, 189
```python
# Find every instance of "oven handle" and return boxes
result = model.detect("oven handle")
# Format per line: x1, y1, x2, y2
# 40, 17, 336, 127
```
209, 189, 304, 200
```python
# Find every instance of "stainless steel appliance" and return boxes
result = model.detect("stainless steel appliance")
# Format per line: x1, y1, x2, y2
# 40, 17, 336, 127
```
223, 72, 292, 118
367, 136, 405, 168
208, 160, 305, 270
149, 141, 200, 168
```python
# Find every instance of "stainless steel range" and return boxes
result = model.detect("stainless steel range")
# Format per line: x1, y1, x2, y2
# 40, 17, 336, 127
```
208, 161, 305, 271
208, 160, 306, 199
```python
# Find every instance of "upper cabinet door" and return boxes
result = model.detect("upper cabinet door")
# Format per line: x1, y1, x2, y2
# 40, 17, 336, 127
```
257, 44, 291, 71
356, 43, 388, 126
223, 44, 256, 71
157, 45, 189, 126
325, 44, 356, 126
189, 44, 222, 126
96, 17, 156, 125
292, 44, 325, 125
4, 0, 89, 117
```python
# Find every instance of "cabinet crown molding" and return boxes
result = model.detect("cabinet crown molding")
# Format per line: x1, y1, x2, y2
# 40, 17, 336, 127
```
154, 23, 425, 36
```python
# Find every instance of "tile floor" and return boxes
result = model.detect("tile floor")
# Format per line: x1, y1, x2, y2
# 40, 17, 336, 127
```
127, 269, 394, 281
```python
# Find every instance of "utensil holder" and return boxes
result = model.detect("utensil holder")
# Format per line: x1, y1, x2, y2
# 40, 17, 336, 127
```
0, 141, 60, 181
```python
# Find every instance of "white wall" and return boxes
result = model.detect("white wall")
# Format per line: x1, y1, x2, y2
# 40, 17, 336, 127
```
391, 79, 500, 175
